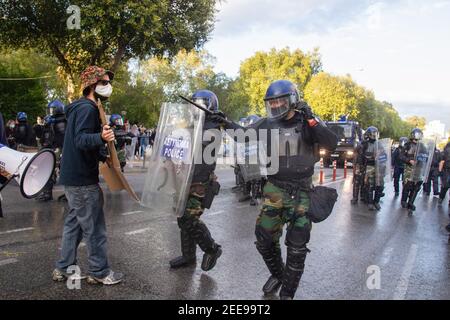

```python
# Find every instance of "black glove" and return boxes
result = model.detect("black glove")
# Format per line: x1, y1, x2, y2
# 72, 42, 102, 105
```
208, 111, 227, 124
297, 101, 314, 120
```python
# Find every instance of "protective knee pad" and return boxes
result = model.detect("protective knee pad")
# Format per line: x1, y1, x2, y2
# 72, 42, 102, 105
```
255, 225, 284, 279
191, 219, 216, 253
180, 227, 196, 259
280, 246, 309, 299
285, 224, 311, 249
374, 186, 384, 203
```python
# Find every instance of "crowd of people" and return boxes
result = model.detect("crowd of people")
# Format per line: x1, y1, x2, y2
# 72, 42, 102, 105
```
1, 64, 449, 299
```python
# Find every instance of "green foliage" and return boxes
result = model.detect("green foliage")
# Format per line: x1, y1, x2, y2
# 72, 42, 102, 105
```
0, 49, 54, 122
405, 116, 426, 130
0, 0, 218, 97
304, 72, 363, 120
109, 50, 249, 127
235, 47, 322, 116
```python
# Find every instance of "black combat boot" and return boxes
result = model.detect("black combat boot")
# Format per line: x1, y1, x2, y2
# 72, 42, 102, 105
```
188, 219, 222, 271
201, 244, 222, 272
256, 243, 284, 295
351, 177, 360, 205
170, 228, 197, 269
279, 246, 308, 300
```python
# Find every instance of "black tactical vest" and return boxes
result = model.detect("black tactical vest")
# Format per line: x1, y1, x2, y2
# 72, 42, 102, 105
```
263, 113, 317, 184
363, 141, 376, 165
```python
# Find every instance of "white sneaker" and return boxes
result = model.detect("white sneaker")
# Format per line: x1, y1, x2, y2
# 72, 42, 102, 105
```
87, 271, 124, 285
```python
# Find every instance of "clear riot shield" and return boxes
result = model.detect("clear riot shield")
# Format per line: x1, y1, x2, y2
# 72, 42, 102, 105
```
236, 139, 261, 183
140, 103, 204, 216
125, 137, 137, 162
411, 138, 436, 183
375, 138, 393, 186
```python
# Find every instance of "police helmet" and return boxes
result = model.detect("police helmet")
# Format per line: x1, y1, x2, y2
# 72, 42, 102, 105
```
246, 115, 261, 126
16, 112, 28, 122
399, 137, 408, 147
264, 80, 299, 121
47, 100, 65, 115
365, 126, 379, 141
109, 114, 124, 127
410, 128, 423, 141
192, 90, 219, 112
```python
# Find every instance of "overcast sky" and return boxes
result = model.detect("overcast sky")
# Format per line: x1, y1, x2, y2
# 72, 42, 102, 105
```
204, 0, 450, 129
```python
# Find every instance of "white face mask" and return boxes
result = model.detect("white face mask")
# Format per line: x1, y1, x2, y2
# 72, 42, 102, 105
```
95, 83, 113, 98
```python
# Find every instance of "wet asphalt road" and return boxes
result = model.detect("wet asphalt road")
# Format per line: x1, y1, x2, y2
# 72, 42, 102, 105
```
0, 164, 449, 300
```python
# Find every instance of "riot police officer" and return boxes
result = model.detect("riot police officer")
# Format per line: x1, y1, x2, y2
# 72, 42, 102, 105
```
13, 112, 35, 148
438, 141, 450, 206
400, 128, 426, 214
358, 127, 385, 211
235, 114, 263, 205
423, 147, 441, 196
109, 114, 133, 172
35, 100, 66, 202
392, 137, 408, 197
169, 90, 225, 271
240, 80, 337, 300
351, 130, 369, 205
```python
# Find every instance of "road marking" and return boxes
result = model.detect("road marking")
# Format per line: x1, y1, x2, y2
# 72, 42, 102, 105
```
122, 211, 144, 216
125, 228, 151, 236
393, 244, 418, 300
380, 247, 394, 266
0, 227, 34, 236
0, 258, 18, 266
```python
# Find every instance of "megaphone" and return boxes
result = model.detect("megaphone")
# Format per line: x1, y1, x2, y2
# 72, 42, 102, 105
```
0, 143, 56, 199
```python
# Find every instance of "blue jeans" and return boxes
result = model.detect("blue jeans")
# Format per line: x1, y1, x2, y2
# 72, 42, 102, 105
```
56, 184, 110, 278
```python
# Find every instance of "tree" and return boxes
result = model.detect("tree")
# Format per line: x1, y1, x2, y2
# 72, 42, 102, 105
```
0, 49, 56, 122
304, 72, 363, 121
235, 47, 322, 116
109, 50, 245, 127
0, 0, 218, 99
405, 116, 426, 130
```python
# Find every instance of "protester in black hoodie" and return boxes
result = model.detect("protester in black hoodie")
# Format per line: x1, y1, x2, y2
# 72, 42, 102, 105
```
53, 66, 123, 285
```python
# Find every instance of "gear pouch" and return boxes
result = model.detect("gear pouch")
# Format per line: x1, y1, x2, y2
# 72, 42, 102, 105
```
306, 186, 338, 223
202, 180, 221, 209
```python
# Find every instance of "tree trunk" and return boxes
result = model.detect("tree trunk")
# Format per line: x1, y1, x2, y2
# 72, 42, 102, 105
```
66, 75, 77, 103
110, 43, 127, 73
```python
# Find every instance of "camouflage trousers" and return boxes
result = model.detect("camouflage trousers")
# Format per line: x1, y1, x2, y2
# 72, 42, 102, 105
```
363, 165, 384, 204
256, 181, 312, 248
255, 181, 312, 298
184, 182, 208, 218
177, 177, 219, 256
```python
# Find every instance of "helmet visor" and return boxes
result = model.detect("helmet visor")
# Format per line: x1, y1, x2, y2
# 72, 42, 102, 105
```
193, 97, 210, 110
264, 96, 290, 119
114, 118, 124, 126
368, 131, 379, 140
411, 131, 422, 140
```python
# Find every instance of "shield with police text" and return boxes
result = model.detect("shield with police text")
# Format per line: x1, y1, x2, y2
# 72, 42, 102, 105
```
411, 138, 436, 183
140, 103, 204, 216
375, 138, 393, 186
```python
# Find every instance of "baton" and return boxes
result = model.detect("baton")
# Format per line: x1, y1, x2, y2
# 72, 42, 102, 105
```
179, 95, 233, 126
